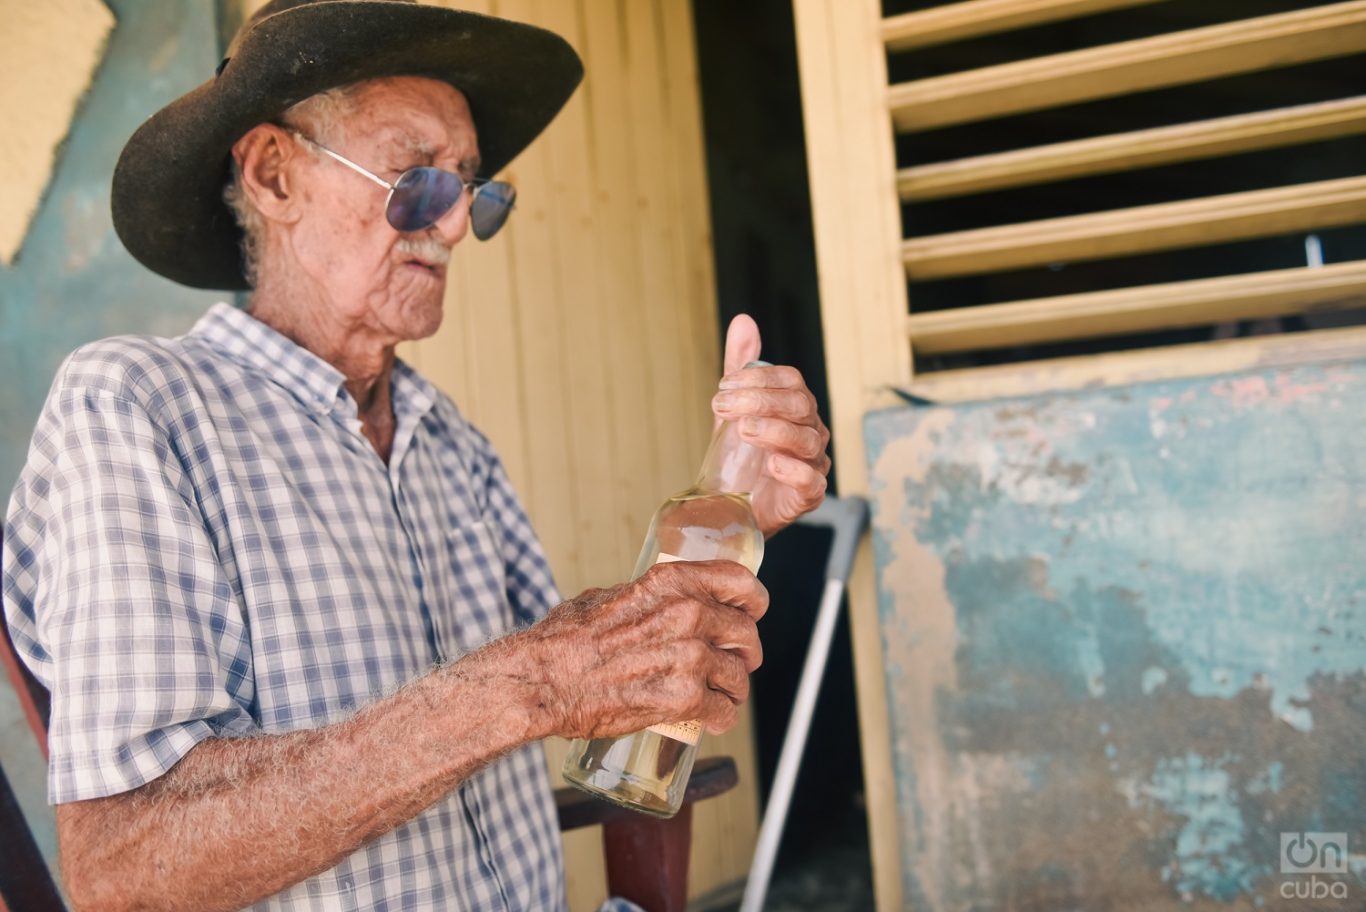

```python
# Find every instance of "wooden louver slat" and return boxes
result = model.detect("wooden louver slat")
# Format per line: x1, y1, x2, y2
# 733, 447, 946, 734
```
888, 0, 1366, 132
904, 323, 1366, 402
881, 0, 1163, 52
898, 95, 1366, 201
902, 175, 1366, 280
905, 260, 1366, 353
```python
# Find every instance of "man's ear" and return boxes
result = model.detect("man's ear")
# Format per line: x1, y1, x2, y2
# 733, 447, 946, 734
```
231, 123, 303, 225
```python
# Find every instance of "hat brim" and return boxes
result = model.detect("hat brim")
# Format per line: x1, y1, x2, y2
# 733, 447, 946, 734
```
112, 2, 583, 290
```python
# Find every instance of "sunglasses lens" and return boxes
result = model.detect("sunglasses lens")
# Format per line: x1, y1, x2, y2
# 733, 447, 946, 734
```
387, 167, 464, 232
471, 182, 516, 240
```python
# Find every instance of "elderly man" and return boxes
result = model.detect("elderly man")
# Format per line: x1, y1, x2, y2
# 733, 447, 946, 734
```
2, 1, 829, 910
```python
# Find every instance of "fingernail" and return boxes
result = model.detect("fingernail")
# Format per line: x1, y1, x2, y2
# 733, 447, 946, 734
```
741, 417, 761, 434
718, 375, 742, 389
714, 391, 737, 409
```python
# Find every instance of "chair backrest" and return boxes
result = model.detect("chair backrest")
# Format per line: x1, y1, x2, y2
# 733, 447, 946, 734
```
1, 604, 50, 754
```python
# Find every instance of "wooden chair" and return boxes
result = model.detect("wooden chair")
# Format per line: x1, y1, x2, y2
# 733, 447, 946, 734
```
0, 554, 735, 912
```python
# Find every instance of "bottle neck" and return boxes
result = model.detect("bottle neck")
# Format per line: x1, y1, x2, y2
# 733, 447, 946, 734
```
695, 419, 766, 496
694, 359, 772, 496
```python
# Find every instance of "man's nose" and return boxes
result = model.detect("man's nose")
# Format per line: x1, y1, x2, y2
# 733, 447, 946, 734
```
428, 189, 472, 246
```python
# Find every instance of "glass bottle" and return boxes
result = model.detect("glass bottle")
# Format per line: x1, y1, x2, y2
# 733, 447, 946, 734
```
561, 382, 768, 817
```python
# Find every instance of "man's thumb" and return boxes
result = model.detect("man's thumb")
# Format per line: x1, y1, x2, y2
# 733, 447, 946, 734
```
722, 314, 762, 376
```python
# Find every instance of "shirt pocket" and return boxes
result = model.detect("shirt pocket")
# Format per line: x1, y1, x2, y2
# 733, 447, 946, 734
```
442, 518, 516, 652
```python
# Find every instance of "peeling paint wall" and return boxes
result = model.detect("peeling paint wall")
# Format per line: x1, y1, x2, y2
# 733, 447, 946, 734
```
0, 0, 224, 494
0, 1, 115, 265
864, 362, 1365, 910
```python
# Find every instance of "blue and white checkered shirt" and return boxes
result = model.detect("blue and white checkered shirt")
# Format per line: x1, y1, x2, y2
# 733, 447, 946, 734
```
3, 302, 571, 910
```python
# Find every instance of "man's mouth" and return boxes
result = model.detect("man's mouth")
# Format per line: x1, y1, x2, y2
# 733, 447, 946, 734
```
405, 258, 445, 279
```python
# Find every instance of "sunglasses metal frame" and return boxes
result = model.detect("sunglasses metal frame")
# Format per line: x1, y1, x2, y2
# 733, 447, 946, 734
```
287, 129, 514, 239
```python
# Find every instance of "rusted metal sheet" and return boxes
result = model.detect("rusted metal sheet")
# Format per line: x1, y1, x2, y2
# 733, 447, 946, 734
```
864, 362, 1365, 910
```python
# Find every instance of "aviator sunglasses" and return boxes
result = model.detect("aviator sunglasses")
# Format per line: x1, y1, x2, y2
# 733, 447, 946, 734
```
288, 130, 516, 240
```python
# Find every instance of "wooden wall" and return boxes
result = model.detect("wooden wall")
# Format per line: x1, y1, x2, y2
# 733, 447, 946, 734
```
402, 2, 760, 909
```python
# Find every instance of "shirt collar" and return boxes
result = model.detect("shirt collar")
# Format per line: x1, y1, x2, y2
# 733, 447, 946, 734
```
190, 303, 436, 426
391, 358, 436, 421
192, 303, 349, 418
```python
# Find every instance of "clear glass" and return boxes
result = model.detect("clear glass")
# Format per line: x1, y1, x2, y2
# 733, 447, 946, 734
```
561, 419, 766, 817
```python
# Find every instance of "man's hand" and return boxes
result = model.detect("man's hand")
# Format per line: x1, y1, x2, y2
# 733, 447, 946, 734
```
523, 559, 769, 737
711, 314, 830, 537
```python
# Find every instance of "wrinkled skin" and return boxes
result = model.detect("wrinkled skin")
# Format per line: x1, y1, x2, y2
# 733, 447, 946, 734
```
526, 559, 769, 738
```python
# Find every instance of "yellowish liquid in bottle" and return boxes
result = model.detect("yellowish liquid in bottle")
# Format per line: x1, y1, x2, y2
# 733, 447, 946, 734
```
562, 425, 765, 817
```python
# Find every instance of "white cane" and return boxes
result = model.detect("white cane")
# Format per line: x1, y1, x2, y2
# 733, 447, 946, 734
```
741, 495, 870, 912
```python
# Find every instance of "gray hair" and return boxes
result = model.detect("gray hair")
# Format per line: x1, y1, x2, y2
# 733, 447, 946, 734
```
222, 83, 366, 287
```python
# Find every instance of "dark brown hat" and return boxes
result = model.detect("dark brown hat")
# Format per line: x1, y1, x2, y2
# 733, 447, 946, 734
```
111, 0, 583, 290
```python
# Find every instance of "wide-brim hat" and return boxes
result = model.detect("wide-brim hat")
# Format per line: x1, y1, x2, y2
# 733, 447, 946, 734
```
111, 0, 583, 290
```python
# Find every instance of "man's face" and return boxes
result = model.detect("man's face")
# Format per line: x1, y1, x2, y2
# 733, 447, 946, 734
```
285, 76, 480, 344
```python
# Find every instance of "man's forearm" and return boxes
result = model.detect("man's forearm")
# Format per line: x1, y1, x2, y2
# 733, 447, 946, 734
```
57, 635, 553, 912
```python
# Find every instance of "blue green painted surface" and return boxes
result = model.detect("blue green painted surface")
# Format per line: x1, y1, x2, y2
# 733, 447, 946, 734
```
0, 0, 224, 875
0, 0, 224, 497
865, 363, 1365, 910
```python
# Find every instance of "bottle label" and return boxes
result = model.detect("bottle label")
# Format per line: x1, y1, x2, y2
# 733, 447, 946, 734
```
648, 719, 703, 745
647, 552, 703, 745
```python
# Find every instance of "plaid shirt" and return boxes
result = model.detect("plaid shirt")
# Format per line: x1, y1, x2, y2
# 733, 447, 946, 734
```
3, 303, 570, 911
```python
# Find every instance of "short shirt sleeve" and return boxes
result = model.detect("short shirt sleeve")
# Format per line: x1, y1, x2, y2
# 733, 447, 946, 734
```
3, 353, 257, 804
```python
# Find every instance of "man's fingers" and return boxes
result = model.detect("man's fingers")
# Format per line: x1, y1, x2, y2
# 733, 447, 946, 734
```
771, 452, 829, 496
701, 690, 740, 735
737, 417, 827, 462
713, 388, 818, 426
705, 644, 751, 704
718, 363, 805, 391
700, 604, 763, 673
651, 559, 769, 621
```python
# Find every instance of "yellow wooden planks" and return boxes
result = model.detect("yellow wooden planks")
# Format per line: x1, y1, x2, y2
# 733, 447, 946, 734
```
889, 0, 1366, 131
658, 0, 727, 468
898, 95, 1366, 201
907, 261, 1366, 353
882, 0, 1162, 52
492, 0, 581, 596
903, 175, 1366, 280
792, 1, 914, 909
580, 0, 663, 571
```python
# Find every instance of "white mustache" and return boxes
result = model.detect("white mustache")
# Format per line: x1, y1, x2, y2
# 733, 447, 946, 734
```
396, 236, 452, 266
